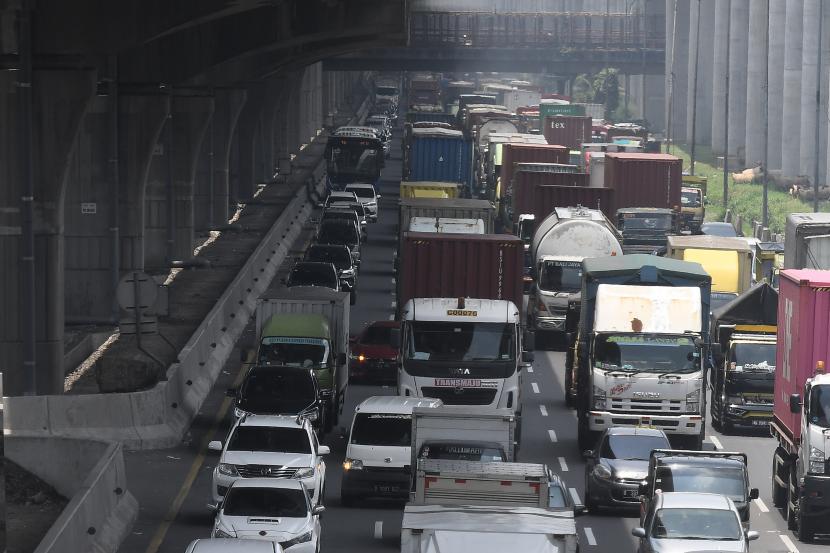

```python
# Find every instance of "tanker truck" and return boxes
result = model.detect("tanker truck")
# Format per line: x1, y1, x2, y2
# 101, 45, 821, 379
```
526, 206, 622, 349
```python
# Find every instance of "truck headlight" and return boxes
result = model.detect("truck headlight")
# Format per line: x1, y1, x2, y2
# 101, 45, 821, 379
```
685, 389, 700, 414
809, 447, 825, 474
343, 458, 363, 471
593, 386, 607, 410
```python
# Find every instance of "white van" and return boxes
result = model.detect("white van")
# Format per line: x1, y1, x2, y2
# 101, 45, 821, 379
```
185, 539, 283, 553
340, 396, 442, 505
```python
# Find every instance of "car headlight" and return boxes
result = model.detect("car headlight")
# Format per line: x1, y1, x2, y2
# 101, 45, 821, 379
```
593, 464, 613, 480
809, 447, 825, 474
218, 463, 239, 477
343, 458, 363, 471
685, 389, 701, 413
593, 386, 607, 410
293, 467, 315, 479
214, 527, 235, 538
281, 531, 313, 548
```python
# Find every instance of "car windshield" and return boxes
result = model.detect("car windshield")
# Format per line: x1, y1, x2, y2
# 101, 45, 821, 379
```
405, 321, 516, 362
350, 413, 411, 446
809, 385, 830, 428
681, 190, 701, 207
654, 465, 746, 502
620, 213, 672, 231
651, 508, 741, 540
318, 222, 359, 246
539, 260, 582, 293
346, 187, 375, 199
730, 343, 776, 372
238, 369, 316, 414
594, 334, 699, 374
600, 434, 670, 460
223, 487, 308, 518
289, 264, 337, 288
418, 442, 506, 462
258, 337, 328, 367
362, 324, 394, 345
227, 426, 311, 453
306, 247, 352, 270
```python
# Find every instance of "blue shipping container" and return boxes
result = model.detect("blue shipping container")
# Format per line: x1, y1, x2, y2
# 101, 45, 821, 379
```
408, 134, 474, 195
406, 112, 456, 125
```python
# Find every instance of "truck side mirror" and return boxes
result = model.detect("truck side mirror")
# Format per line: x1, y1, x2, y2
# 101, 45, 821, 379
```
390, 328, 401, 348
709, 342, 722, 356
790, 393, 802, 414
749, 488, 759, 500
522, 350, 535, 364
523, 330, 536, 352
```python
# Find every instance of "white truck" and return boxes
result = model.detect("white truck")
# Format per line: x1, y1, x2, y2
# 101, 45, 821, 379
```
410, 406, 518, 469
527, 206, 622, 339
401, 504, 578, 553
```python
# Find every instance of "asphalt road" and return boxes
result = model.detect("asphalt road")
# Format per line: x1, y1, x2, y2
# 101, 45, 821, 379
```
117, 133, 827, 553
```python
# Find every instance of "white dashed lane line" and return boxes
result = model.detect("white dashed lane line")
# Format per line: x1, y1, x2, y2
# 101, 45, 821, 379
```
548, 429, 558, 443
539, 404, 548, 417
373, 521, 383, 539
753, 497, 769, 513
531, 382, 540, 394
569, 487, 581, 507
779, 533, 799, 553
558, 456, 569, 472
709, 435, 723, 450
584, 527, 597, 546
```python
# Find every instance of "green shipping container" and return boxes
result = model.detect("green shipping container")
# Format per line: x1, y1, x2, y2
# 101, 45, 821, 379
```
539, 103, 586, 121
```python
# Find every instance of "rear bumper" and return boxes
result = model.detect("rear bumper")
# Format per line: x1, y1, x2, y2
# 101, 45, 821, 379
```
341, 466, 411, 499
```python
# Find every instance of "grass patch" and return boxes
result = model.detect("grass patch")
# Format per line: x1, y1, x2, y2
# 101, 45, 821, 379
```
668, 143, 829, 235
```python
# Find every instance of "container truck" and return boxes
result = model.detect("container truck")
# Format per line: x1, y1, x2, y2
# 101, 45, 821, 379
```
616, 207, 678, 256
502, 89, 542, 113
770, 269, 830, 542
405, 128, 474, 194
680, 175, 708, 233
542, 115, 592, 150
499, 144, 571, 220
397, 197, 496, 253
666, 235, 753, 311
709, 282, 778, 432
401, 504, 578, 553
572, 255, 712, 451
410, 406, 518, 468
603, 152, 682, 213
252, 289, 350, 428
409, 217, 485, 235
481, 133, 547, 201
504, 162, 586, 233
783, 212, 830, 270
526, 185, 615, 223
527, 207, 623, 346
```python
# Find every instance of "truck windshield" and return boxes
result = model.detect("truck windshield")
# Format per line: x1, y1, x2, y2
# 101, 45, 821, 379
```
258, 337, 328, 367
594, 334, 699, 374
539, 260, 582, 293
681, 189, 701, 207
328, 143, 380, 175
405, 321, 516, 362
619, 213, 672, 231
730, 343, 776, 373
350, 413, 411, 446
809, 385, 830, 428
654, 465, 746, 503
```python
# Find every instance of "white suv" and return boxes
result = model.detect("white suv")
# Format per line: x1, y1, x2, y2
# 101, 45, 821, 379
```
213, 478, 323, 552
209, 415, 329, 507
344, 183, 380, 222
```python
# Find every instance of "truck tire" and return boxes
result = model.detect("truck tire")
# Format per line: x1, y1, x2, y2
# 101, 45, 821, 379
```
796, 502, 815, 543
771, 451, 787, 508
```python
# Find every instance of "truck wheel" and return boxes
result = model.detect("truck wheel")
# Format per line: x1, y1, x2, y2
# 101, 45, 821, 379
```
771, 453, 787, 508
796, 499, 815, 543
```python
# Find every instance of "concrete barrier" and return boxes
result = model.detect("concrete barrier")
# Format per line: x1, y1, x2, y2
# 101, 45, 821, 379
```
5, 436, 137, 553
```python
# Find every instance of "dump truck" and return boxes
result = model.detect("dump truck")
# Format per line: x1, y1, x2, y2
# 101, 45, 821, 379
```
252, 289, 350, 428
770, 269, 830, 542
680, 175, 708, 233
783, 212, 830, 270
572, 255, 712, 451
709, 282, 778, 432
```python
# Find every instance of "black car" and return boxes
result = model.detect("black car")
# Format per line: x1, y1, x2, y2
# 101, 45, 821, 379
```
284, 261, 339, 291
316, 219, 361, 265
229, 365, 326, 432
305, 244, 357, 304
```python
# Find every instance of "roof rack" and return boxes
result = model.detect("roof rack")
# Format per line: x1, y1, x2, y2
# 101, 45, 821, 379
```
650, 448, 747, 465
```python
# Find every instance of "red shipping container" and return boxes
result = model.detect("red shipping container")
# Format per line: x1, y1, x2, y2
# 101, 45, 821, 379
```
530, 185, 615, 222
774, 269, 830, 441
542, 115, 592, 149
513, 170, 589, 225
398, 232, 524, 313
500, 143, 571, 196
603, 152, 682, 213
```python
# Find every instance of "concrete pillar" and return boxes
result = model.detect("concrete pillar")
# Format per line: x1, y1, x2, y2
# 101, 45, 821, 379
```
799, 0, 822, 177
767, 0, 787, 170
235, 85, 266, 202
194, 89, 246, 231
686, 0, 715, 145
0, 69, 96, 396
666, 0, 689, 142
744, 0, 768, 166
727, 0, 749, 160
711, 0, 730, 155
782, 0, 803, 177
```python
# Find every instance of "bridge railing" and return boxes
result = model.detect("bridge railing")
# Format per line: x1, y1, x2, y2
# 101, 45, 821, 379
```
409, 11, 665, 50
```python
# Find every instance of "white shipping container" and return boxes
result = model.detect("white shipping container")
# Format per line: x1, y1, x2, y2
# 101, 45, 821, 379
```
593, 284, 702, 334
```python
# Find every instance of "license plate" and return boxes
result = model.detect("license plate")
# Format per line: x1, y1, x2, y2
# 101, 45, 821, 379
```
623, 489, 639, 498
375, 485, 397, 494
434, 378, 482, 387
752, 420, 768, 426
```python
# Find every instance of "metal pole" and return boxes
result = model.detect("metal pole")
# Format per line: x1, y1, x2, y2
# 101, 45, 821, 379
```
690, 0, 701, 174
165, 90, 175, 264
17, 3, 36, 395
723, 5, 732, 210
109, 55, 121, 323
813, 1, 824, 213
208, 89, 215, 230
666, 0, 678, 154
762, 0, 770, 227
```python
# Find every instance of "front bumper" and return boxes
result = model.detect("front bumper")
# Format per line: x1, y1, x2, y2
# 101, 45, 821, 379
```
586, 473, 643, 508
341, 466, 411, 499
588, 410, 703, 436
723, 404, 773, 428
801, 474, 830, 520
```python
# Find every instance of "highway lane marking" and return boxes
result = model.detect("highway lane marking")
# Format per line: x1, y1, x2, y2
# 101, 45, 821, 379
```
539, 404, 548, 417
373, 520, 383, 539
531, 382, 540, 394
753, 497, 769, 513
584, 527, 597, 546
709, 435, 723, 450
569, 487, 581, 507
779, 533, 799, 553
526, 365, 534, 373
143, 357, 249, 553
548, 429, 558, 442
558, 456, 569, 471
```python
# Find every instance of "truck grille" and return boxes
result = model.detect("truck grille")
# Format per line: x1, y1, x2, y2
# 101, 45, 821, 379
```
236, 465, 297, 478
421, 387, 497, 405
610, 398, 683, 413
611, 417, 679, 427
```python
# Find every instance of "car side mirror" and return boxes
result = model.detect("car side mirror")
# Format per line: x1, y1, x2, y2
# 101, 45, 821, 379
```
225, 388, 238, 398
390, 328, 401, 348
746, 530, 759, 542
376, 194, 382, 199
208, 440, 223, 452
337, 352, 347, 365
631, 528, 646, 538
318, 445, 331, 455
312, 505, 326, 516
749, 488, 759, 500
790, 393, 802, 414
207, 502, 220, 512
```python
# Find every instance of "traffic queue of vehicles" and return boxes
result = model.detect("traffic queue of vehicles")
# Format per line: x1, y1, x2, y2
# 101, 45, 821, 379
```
187, 72, 830, 552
